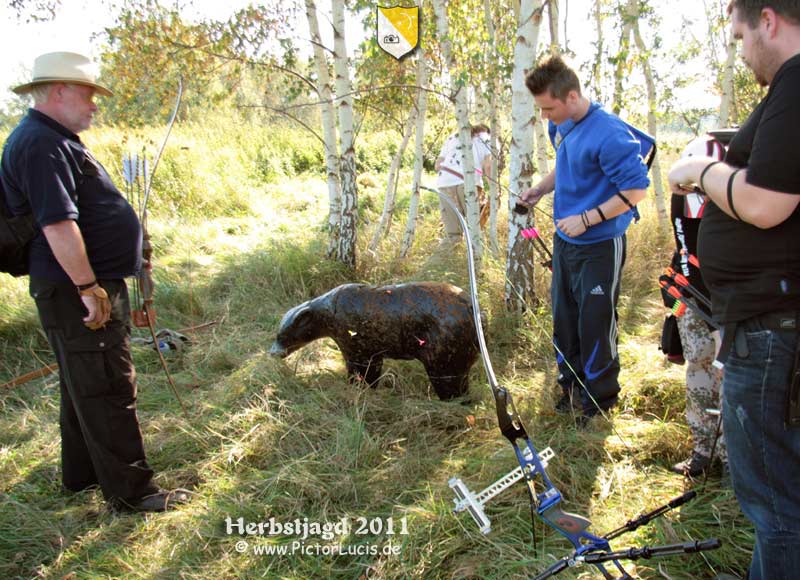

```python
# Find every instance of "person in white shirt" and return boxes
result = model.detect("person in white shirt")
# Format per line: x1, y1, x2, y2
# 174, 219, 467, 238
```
434, 124, 492, 242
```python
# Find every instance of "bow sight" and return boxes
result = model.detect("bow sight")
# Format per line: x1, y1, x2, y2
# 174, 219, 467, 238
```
420, 186, 721, 579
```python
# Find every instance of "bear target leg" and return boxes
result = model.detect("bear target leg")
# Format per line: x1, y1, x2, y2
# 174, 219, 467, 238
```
423, 360, 470, 400
345, 356, 384, 387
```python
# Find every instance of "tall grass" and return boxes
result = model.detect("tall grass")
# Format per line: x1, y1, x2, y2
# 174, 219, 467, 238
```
0, 118, 750, 580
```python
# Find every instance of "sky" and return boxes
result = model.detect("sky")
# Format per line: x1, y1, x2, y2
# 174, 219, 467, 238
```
0, 0, 728, 113
0, 0, 364, 109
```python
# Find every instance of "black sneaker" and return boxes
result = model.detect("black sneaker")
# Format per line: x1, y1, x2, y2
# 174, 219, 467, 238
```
671, 452, 711, 477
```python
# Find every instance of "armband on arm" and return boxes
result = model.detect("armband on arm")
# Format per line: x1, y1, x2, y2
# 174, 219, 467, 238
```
616, 191, 636, 210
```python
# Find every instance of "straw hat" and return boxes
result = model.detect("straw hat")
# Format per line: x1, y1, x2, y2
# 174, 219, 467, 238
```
13, 51, 112, 96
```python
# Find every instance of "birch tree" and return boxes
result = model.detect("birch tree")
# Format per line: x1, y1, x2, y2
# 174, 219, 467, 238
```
699, 0, 765, 125
611, 2, 634, 115
629, 0, 667, 224
369, 109, 416, 250
305, 0, 342, 257
548, 0, 560, 51
400, 50, 429, 258
506, 0, 543, 311
483, 0, 502, 254
719, 26, 737, 126
533, 114, 550, 177
432, 0, 482, 264
590, 0, 606, 101
332, 0, 358, 268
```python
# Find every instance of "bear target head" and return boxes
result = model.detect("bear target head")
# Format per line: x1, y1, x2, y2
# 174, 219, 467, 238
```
269, 303, 320, 358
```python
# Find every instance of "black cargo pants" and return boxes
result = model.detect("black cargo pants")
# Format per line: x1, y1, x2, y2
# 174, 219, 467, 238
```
30, 277, 159, 502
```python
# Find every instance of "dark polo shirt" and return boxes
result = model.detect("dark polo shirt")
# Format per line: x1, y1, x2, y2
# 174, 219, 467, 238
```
0, 109, 141, 281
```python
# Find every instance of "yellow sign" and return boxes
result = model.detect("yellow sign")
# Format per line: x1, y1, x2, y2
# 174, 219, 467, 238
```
377, 5, 419, 60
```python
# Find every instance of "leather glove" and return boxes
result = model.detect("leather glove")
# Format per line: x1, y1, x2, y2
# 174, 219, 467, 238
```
79, 283, 112, 330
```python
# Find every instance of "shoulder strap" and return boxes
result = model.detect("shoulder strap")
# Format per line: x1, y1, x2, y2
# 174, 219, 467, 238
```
623, 121, 657, 170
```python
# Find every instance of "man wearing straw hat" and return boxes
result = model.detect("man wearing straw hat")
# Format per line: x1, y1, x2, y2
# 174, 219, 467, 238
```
0, 52, 188, 512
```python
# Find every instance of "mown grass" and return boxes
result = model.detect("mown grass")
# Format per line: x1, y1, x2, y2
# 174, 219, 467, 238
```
0, 120, 751, 580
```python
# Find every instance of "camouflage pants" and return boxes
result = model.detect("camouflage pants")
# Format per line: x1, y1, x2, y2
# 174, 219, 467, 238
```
676, 299, 726, 462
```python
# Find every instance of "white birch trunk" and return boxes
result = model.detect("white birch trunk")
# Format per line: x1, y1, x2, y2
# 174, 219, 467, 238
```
719, 26, 737, 126
400, 50, 429, 258
332, 0, 357, 268
484, 0, 501, 255
304, 0, 341, 258
433, 0, 482, 263
611, 0, 634, 115
548, 0, 560, 51
506, 0, 543, 311
534, 115, 549, 177
631, 8, 667, 226
369, 109, 416, 250
591, 0, 605, 101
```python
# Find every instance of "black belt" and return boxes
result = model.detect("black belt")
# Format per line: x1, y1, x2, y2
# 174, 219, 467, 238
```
749, 310, 799, 332
717, 311, 799, 364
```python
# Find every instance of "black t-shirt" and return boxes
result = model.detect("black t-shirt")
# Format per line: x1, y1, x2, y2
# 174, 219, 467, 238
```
698, 54, 800, 324
0, 109, 142, 281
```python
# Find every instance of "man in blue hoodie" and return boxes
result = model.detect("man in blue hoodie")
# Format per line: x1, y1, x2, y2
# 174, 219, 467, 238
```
520, 56, 650, 423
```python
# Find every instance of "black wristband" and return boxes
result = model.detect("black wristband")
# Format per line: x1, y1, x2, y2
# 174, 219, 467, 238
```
699, 161, 721, 193
76, 280, 98, 291
596, 206, 607, 221
727, 169, 743, 221
616, 191, 635, 209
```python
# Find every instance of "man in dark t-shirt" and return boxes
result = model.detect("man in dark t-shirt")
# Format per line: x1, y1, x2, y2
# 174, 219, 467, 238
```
1, 52, 187, 512
667, 4, 800, 579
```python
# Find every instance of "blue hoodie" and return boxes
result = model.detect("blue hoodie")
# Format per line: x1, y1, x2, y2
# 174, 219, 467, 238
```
549, 102, 650, 245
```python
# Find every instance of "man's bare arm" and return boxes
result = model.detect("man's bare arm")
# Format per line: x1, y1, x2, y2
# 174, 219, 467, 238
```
42, 220, 110, 327
42, 220, 95, 285
520, 169, 556, 205
668, 157, 800, 228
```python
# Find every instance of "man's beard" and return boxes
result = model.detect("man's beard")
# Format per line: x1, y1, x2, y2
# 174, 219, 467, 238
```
749, 33, 771, 87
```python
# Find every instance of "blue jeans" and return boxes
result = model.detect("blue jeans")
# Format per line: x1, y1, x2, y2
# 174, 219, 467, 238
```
722, 319, 800, 580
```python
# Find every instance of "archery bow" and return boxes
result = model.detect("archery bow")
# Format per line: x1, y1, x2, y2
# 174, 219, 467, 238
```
420, 185, 721, 579
131, 80, 188, 417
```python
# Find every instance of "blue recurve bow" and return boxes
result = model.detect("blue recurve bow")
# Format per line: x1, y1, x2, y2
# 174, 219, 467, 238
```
422, 185, 721, 579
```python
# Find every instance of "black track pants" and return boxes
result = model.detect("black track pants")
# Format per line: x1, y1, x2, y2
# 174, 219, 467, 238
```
551, 234, 626, 413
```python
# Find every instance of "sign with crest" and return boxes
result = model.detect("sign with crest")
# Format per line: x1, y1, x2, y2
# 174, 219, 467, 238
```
377, 5, 419, 60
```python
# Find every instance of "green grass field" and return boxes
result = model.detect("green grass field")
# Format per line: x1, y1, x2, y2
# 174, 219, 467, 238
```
0, 121, 751, 580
